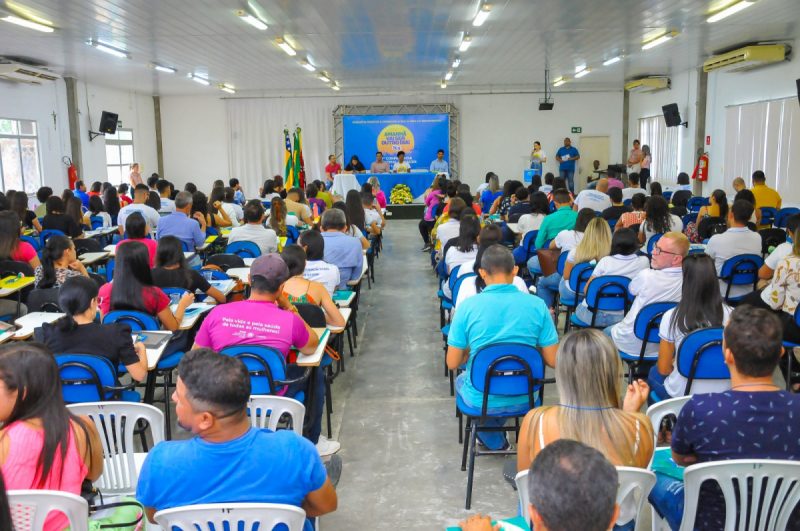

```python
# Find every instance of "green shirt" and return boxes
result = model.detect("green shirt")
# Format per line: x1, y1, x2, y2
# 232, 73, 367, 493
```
535, 206, 578, 248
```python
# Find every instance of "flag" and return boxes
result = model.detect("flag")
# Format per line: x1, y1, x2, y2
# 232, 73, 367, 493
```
293, 127, 306, 189
283, 128, 294, 189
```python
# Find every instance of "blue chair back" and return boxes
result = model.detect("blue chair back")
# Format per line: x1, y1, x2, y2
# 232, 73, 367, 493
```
647, 233, 664, 256
663, 191, 673, 201
719, 254, 763, 287
220, 345, 287, 395
775, 207, 800, 228
760, 207, 778, 227
225, 241, 262, 259
103, 310, 160, 331
286, 226, 300, 245
470, 344, 546, 411
89, 215, 104, 230
682, 214, 695, 230
687, 197, 709, 213
567, 262, 594, 296
452, 272, 477, 304
443, 264, 462, 295
105, 258, 115, 282
201, 268, 231, 280
676, 327, 729, 394
206, 226, 220, 237
556, 251, 570, 276
633, 302, 678, 344
20, 235, 40, 252
160, 287, 190, 305
261, 200, 272, 210
584, 275, 631, 313
623, 199, 632, 208
517, 230, 538, 263
40, 229, 65, 247
56, 354, 120, 403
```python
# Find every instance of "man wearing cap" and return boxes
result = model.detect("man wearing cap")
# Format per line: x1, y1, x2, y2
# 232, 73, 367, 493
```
192, 253, 340, 456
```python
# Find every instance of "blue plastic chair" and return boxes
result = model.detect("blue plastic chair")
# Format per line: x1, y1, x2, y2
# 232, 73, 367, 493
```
439, 264, 461, 328
20, 235, 40, 252
443, 272, 477, 395
457, 343, 552, 509
160, 287, 190, 305
675, 327, 729, 396
618, 301, 678, 383
663, 191, 673, 201
558, 262, 594, 333
56, 354, 140, 403
220, 345, 308, 401
205, 226, 220, 237
89, 215, 105, 230
623, 199, 632, 208
646, 233, 664, 257
225, 241, 262, 259
682, 213, 695, 230
775, 207, 800, 229
513, 230, 538, 265
782, 305, 800, 391
760, 207, 778, 228
286, 225, 300, 245
687, 197, 709, 213
569, 275, 632, 329
39, 229, 65, 248
718, 254, 763, 304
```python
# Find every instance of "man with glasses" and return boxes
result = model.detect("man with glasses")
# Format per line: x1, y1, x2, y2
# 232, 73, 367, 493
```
608, 232, 689, 365
136, 348, 338, 531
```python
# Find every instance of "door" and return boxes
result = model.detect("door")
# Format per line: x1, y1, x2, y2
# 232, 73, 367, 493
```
575, 136, 610, 192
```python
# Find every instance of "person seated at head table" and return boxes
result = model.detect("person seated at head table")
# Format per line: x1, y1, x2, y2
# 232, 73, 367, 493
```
369, 151, 390, 174
344, 154, 366, 173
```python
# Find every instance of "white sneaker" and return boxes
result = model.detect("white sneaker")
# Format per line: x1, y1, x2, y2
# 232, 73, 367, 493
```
316, 435, 341, 456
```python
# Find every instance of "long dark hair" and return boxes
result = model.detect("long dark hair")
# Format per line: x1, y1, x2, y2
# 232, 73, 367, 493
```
710, 189, 729, 219
473, 224, 504, 293
575, 208, 596, 233
39, 235, 73, 289
10, 192, 30, 227
669, 254, 725, 335
209, 187, 225, 216
88, 195, 105, 216
345, 190, 366, 233
125, 212, 148, 239
649, 182, 663, 196
456, 214, 480, 253
0, 211, 21, 260
0, 342, 91, 487
103, 187, 121, 218
281, 244, 306, 277
65, 197, 83, 225
56, 276, 98, 332
111, 241, 155, 313
530, 191, 550, 215
644, 196, 672, 234
261, 179, 275, 198
155, 236, 192, 288
146, 192, 161, 210
192, 191, 210, 225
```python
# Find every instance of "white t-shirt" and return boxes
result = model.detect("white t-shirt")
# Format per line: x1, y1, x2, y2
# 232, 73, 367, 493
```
539, 184, 553, 195
442, 258, 476, 300
227, 224, 279, 255
393, 162, 410, 173
660, 306, 733, 397
159, 197, 176, 214
475, 183, 489, 195
517, 213, 546, 237
445, 245, 478, 274
455, 276, 529, 310
85, 211, 112, 229
621, 187, 647, 201
118, 203, 160, 232
574, 189, 612, 212
577, 254, 651, 314
765, 241, 793, 270
262, 193, 280, 202
436, 220, 460, 249
639, 214, 683, 245
364, 208, 382, 229
221, 203, 241, 226
303, 260, 340, 295
611, 266, 683, 356
705, 227, 763, 298
554, 230, 584, 254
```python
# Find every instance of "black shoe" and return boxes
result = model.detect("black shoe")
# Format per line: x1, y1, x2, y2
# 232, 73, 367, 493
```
421, 244, 431, 252
503, 457, 518, 489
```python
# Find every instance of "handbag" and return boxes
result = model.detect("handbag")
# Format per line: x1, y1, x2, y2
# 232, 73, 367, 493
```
81, 481, 145, 530
536, 248, 561, 277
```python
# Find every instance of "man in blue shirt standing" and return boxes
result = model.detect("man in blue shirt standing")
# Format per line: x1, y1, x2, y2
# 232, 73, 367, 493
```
555, 137, 580, 193
429, 149, 449, 174
320, 208, 364, 289
136, 348, 338, 530
447, 244, 559, 450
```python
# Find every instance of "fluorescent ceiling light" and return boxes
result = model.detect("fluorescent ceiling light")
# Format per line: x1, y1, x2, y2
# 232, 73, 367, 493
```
88, 39, 130, 59
707, 1, 755, 23
575, 64, 586, 73
459, 34, 472, 52
444, 70, 453, 81
317, 72, 330, 83
152, 63, 176, 74
188, 74, 210, 86
299, 59, 316, 72
553, 76, 567, 87
602, 56, 622, 66
219, 83, 235, 94
642, 31, 678, 51
575, 68, 590, 78
451, 56, 461, 68
472, 4, 492, 27
330, 83, 340, 91
236, 10, 267, 30
275, 37, 296, 56
1, 14, 53, 32
440, 80, 447, 89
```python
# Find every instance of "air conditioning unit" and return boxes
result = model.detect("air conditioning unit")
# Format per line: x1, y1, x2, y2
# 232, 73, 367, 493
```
624, 76, 671, 93
703, 44, 789, 73
0, 62, 60, 84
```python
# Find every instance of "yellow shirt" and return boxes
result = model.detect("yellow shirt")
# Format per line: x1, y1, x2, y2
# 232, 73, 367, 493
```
317, 190, 333, 208
751, 183, 782, 210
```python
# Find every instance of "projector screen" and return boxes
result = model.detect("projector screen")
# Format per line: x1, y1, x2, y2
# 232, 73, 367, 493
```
342, 113, 450, 169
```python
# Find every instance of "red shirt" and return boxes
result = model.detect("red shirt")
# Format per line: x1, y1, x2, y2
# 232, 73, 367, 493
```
119, 195, 133, 207
98, 282, 170, 317
116, 238, 157, 267
11, 241, 37, 264
325, 163, 342, 177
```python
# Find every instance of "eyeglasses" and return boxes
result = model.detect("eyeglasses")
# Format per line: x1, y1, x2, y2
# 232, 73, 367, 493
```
652, 245, 679, 256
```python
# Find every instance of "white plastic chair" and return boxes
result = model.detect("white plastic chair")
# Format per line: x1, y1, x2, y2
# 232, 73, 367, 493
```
67, 401, 165, 496
154, 502, 306, 531
646, 396, 692, 466
8, 489, 89, 531
679, 459, 800, 531
515, 466, 656, 529
246, 395, 306, 435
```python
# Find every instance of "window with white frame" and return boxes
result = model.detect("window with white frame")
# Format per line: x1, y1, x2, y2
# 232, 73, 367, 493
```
638, 115, 679, 183
105, 129, 134, 185
0, 118, 43, 193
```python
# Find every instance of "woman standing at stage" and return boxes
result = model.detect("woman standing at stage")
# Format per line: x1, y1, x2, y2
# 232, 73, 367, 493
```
530, 141, 547, 177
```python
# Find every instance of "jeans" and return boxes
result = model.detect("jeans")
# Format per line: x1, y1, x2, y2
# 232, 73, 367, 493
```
454, 375, 512, 450
526, 255, 542, 275
648, 472, 684, 531
647, 365, 672, 405
286, 364, 325, 444
575, 303, 624, 327
536, 273, 561, 308
560, 169, 575, 192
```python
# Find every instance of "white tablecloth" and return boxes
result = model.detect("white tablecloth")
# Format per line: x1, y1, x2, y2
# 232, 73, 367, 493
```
331, 173, 361, 198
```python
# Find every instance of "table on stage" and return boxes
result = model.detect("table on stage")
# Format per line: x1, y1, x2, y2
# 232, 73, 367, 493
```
332, 172, 436, 200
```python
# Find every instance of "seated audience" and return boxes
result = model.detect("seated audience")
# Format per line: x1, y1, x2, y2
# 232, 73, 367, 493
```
616, 193, 646, 231
620, 172, 644, 201
117, 184, 161, 234
281, 244, 345, 328
227, 200, 278, 255
610, 232, 688, 358
0, 342, 103, 531
361, 192, 384, 234
260, 179, 280, 202
42, 196, 83, 238
306, 182, 326, 215
0, 210, 40, 270
760, 227, 800, 344
750, 169, 782, 214
574, 178, 612, 212
638, 196, 682, 244
146, 191, 162, 211
117, 183, 133, 207
229, 177, 245, 204
320, 209, 363, 289
758, 213, 800, 281
447, 244, 559, 450
675, 172, 692, 191
298, 230, 340, 295
102, 186, 121, 224
648, 254, 732, 402
367, 176, 386, 209
606, 169, 625, 190
490, 180, 523, 218
10, 191, 41, 232
36, 276, 149, 381
444, 214, 480, 274
649, 181, 663, 197
507, 187, 533, 223
435, 197, 466, 254
419, 175, 447, 251
157, 180, 175, 213
649, 306, 800, 530
601, 186, 631, 222
73, 180, 90, 208
734, 188, 762, 225
532, 188, 576, 251
34, 235, 89, 289
208, 187, 236, 227
695, 189, 728, 225
732, 176, 746, 192
136, 348, 337, 529
34, 186, 53, 217
152, 236, 226, 304
479, 173, 502, 214
156, 191, 206, 254
286, 187, 313, 225
516, 191, 549, 238
82, 195, 111, 229
705, 199, 761, 299
117, 212, 157, 267
575, 228, 649, 327
222, 187, 243, 222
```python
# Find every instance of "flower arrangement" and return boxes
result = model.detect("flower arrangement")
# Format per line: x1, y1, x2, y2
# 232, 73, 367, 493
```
389, 184, 413, 205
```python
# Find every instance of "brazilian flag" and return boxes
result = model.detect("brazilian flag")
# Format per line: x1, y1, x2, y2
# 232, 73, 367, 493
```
284, 128, 294, 188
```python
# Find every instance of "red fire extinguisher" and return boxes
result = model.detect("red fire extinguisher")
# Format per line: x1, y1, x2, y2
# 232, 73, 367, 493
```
692, 152, 709, 182
63, 156, 78, 189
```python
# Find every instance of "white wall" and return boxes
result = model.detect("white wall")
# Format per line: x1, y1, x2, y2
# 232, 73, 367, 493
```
0, 79, 72, 191
627, 69, 700, 181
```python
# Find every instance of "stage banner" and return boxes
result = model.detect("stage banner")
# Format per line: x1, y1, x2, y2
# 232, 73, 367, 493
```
342, 113, 450, 170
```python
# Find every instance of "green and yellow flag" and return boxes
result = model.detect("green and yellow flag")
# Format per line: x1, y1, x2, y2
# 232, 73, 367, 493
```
293, 127, 306, 189
284, 128, 294, 188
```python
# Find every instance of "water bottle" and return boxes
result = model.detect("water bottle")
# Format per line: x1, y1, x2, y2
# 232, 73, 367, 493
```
202, 270, 214, 281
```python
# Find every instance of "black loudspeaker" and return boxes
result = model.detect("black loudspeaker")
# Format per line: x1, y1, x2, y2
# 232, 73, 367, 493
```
98, 111, 119, 135
538, 100, 554, 111
662, 103, 683, 127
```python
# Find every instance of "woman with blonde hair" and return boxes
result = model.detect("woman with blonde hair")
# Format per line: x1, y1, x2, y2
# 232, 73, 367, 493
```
558, 216, 612, 303
518, 329, 653, 528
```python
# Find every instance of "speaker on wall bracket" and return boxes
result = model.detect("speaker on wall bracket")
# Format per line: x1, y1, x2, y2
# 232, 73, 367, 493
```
662, 103, 688, 128
89, 111, 119, 141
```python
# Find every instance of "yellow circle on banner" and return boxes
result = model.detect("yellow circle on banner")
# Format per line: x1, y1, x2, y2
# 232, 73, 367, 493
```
377, 124, 414, 155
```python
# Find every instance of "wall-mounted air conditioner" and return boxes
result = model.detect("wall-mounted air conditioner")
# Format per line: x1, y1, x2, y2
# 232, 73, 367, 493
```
0, 62, 60, 84
624, 76, 671, 93
703, 44, 789, 73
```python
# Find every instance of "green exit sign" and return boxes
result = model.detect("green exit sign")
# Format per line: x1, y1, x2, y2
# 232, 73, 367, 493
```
571, 126, 582, 134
